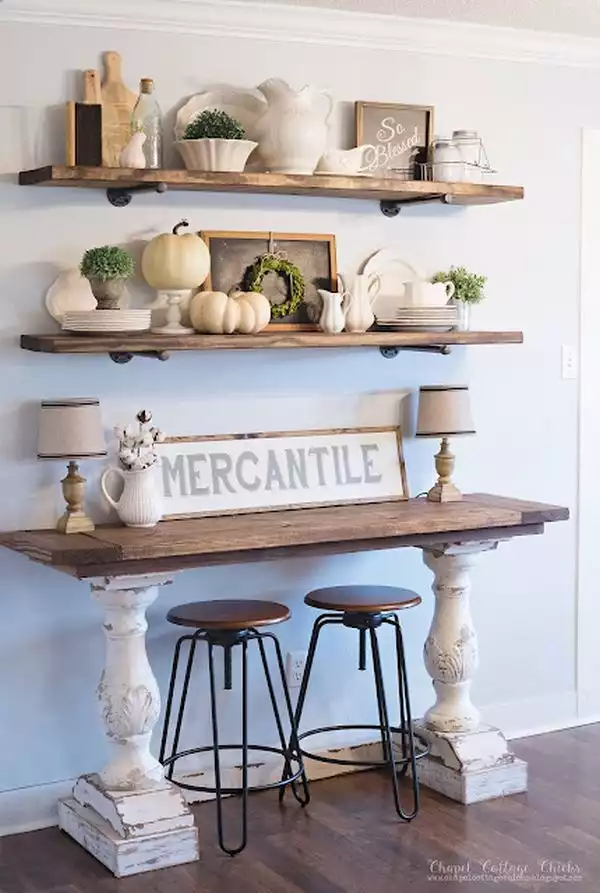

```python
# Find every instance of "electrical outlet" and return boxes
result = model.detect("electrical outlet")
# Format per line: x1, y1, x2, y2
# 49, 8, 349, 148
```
286, 650, 307, 688
562, 344, 578, 379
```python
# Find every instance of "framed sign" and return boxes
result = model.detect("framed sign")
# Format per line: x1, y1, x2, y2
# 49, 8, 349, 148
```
199, 231, 337, 330
158, 426, 408, 519
355, 101, 434, 177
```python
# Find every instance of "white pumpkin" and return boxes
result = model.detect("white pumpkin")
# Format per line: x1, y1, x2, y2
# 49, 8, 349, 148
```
230, 290, 271, 334
142, 219, 210, 290
190, 291, 240, 334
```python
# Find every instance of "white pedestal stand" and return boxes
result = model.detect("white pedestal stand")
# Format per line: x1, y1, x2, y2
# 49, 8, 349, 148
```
414, 543, 527, 804
58, 574, 198, 877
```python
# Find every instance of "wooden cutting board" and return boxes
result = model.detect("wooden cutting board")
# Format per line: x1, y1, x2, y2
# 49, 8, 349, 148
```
100, 51, 136, 167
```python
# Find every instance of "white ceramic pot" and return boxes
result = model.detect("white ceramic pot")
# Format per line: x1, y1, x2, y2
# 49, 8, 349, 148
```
175, 139, 258, 172
101, 464, 164, 528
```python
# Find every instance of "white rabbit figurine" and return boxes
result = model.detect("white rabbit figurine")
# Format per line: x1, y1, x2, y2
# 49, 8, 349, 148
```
120, 131, 147, 169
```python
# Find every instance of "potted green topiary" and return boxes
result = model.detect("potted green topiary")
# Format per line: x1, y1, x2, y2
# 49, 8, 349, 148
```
175, 109, 258, 173
80, 246, 135, 310
431, 265, 487, 331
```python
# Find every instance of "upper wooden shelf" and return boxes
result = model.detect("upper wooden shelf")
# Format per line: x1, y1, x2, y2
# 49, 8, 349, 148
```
18, 166, 525, 213
20, 330, 523, 363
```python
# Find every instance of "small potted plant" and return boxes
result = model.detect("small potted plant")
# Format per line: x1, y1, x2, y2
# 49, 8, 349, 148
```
80, 245, 135, 310
431, 265, 487, 331
175, 109, 258, 173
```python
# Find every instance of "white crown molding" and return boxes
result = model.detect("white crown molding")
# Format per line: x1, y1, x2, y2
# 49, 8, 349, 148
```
3, 0, 600, 69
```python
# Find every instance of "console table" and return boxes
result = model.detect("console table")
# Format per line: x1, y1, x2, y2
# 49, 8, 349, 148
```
0, 493, 568, 876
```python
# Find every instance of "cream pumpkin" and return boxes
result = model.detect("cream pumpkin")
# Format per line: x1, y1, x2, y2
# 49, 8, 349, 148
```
141, 219, 210, 290
189, 291, 240, 334
229, 290, 271, 334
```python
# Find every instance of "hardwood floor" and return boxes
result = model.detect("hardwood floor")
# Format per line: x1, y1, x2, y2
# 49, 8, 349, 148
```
1, 725, 599, 892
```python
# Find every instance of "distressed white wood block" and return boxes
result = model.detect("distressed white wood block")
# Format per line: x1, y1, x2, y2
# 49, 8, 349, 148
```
72, 774, 195, 838
58, 798, 199, 878
412, 722, 527, 803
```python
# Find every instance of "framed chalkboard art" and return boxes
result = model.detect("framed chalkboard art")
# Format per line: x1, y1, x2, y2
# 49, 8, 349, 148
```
355, 101, 434, 179
199, 231, 337, 330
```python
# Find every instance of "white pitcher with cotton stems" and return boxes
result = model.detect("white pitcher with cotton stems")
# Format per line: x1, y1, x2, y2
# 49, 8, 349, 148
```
255, 78, 333, 174
101, 465, 163, 528
339, 272, 381, 333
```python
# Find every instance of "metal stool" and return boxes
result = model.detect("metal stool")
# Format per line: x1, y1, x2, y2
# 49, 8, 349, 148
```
281, 585, 428, 820
159, 599, 308, 856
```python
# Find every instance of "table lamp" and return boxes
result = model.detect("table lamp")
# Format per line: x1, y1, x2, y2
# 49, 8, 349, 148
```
38, 398, 106, 534
416, 385, 475, 503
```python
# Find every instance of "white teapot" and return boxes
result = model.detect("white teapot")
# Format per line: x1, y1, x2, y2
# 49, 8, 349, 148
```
255, 78, 333, 174
403, 280, 455, 308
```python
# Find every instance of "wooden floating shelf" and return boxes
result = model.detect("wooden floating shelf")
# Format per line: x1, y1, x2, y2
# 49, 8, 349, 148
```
18, 166, 524, 212
21, 330, 524, 363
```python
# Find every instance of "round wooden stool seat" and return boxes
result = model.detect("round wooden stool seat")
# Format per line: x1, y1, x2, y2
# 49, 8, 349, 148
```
167, 599, 290, 631
305, 585, 421, 614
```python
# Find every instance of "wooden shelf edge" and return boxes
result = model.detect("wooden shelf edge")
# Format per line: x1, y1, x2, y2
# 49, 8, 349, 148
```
17, 166, 524, 205
20, 330, 524, 356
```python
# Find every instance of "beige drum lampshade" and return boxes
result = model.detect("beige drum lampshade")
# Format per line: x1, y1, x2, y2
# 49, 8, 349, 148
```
416, 385, 475, 438
38, 398, 107, 460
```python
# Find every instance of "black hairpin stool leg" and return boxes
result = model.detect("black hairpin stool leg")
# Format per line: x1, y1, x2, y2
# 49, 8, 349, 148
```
207, 638, 249, 857
257, 631, 309, 807
159, 634, 198, 777
371, 621, 419, 821
279, 613, 343, 801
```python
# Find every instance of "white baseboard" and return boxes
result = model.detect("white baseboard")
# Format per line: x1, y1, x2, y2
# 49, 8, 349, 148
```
483, 691, 579, 740
0, 778, 75, 837
3, 695, 599, 837
0, 738, 380, 838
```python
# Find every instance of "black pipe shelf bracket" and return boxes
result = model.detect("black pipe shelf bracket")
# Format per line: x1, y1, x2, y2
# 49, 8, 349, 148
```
106, 182, 168, 207
379, 194, 450, 217
109, 350, 171, 364
378, 345, 452, 359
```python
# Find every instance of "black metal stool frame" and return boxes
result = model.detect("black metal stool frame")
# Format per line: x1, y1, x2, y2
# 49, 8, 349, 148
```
159, 626, 309, 856
281, 610, 428, 821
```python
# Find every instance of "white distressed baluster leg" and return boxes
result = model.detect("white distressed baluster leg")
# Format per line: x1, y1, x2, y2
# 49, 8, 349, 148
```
57, 573, 199, 877
413, 543, 528, 803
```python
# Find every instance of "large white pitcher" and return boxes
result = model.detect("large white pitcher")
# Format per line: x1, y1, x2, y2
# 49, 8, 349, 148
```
256, 78, 333, 174
101, 465, 164, 528
339, 272, 381, 333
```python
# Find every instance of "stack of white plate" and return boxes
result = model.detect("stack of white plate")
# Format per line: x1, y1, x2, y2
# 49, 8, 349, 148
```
62, 310, 151, 334
376, 306, 458, 332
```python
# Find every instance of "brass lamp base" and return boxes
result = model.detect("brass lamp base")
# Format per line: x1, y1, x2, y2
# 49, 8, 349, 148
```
57, 460, 96, 535
427, 437, 463, 503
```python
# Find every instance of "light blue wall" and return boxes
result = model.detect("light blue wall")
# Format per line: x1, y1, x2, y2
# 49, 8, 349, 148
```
0, 14, 579, 799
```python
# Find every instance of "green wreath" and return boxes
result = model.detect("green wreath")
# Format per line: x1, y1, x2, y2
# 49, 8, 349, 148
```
243, 253, 305, 319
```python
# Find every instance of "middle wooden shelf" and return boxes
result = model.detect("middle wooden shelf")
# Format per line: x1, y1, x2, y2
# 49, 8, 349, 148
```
20, 329, 523, 363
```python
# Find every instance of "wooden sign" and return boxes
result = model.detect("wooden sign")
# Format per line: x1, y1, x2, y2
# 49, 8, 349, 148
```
157, 427, 408, 519
356, 101, 434, 177
200, 231, 337, 330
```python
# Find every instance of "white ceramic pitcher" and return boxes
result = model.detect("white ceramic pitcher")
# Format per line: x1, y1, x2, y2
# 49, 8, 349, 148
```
255, 78, 333, 174
101, 465, 164, 528
339, 272, 381, 333
318, 289, 345, 334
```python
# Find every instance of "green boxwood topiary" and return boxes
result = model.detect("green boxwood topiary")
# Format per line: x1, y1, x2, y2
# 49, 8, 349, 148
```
183, 109, 246, 141
80, 246, 135, 282
431, 266, 487, 304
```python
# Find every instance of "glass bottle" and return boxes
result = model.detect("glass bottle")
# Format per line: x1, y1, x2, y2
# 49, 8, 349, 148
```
132, 78, 163, 169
